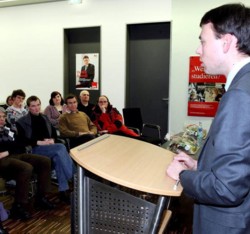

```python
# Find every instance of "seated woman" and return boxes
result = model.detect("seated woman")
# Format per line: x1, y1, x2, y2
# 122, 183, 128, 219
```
92, 95, 139, 137
44, 91, 67, 129
0, 107, 55, 221
0, 95, 13, 110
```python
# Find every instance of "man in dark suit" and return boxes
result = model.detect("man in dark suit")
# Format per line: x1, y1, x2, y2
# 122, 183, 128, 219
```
79, 55, 95, 88
167, 4, 250, 233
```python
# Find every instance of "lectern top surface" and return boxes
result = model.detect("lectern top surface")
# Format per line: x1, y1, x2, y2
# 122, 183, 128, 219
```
70, 134, 182, 196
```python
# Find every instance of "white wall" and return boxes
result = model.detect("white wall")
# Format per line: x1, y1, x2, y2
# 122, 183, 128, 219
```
1, 0, 249, 135
170, 0, 250, 134
0, 0, 171, 112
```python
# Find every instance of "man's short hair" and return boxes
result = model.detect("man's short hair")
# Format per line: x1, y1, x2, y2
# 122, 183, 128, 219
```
11, 89, 26, 98
83, 55, 89, 60
80, 90, 89, 96
26, 96, 41, 107
65, 94, 77, 104
200, 3, 250, 55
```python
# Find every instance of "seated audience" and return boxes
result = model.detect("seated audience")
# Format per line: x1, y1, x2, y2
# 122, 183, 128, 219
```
0, 95, 13, 110
44, 91, 67, 129
6, 89, 28, 127
16, 96, 75, 204
92, 95, 139, 137
0, 107, 55, 221
59, 94, 97, 148
77, 90, 95, 118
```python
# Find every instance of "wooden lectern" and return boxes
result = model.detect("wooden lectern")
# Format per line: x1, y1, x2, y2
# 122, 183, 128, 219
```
70, 134, 182, 233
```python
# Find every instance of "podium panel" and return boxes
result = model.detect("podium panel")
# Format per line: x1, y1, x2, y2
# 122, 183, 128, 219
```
72, 175, 160, 233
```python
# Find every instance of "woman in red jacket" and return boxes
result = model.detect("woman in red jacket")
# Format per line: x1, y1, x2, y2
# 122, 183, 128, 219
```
92, 95, 139, 137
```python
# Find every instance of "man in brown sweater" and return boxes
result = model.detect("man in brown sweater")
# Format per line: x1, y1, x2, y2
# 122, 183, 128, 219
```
59, 94, 97, 148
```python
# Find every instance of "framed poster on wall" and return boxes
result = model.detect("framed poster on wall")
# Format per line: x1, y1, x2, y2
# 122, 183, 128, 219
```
75, 53, 99, 90
188, 56, 226, 117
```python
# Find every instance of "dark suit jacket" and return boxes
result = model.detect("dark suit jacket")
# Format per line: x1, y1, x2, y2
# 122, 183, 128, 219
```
180, 62, 250, 233
16, 112, 57, 147
81, 63, 95, 81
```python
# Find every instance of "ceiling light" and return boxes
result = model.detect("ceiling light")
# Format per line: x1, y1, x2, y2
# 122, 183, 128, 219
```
69, 0, 81, 4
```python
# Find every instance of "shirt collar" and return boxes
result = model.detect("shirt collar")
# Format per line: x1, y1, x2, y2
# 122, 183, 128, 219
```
225, 57, 250, 91
67, 110, 79, 114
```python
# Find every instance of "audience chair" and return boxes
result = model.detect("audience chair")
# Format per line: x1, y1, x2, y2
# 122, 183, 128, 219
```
55, 130, 71, 152
1, 146, 39, 198
3, 177, 37, 198
122, 107, 162, 145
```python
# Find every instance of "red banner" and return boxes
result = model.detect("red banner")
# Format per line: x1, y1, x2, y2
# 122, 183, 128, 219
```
188, 56, 226, 117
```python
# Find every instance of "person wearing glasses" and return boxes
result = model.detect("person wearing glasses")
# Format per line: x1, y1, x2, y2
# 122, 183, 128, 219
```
58, 94, 97, 148
92, 95, 139, 137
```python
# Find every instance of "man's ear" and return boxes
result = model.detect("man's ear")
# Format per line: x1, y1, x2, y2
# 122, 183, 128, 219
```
222, 33, 235, 53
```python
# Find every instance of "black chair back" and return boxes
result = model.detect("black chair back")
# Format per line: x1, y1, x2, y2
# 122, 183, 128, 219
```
122, 107, 143, 133
123, 107, 162, 145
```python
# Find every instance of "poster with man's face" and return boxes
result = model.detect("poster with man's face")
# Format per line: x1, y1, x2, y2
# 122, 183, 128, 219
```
75, 53, 99, 90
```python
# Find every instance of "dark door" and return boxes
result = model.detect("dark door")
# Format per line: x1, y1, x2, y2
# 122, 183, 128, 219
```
64, 27, 101, 103
126, 22, 170, 140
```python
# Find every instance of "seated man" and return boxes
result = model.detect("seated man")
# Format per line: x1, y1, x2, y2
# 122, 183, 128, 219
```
59, 94, 97, 148
77, 90, 95, 118
0, 107, 55, 221
16, 96, 75, 204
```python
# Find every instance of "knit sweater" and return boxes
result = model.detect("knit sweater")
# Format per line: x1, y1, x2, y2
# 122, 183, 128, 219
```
44, 104, 67, 128
6, 105, 28, 124
58, 111, 97, 137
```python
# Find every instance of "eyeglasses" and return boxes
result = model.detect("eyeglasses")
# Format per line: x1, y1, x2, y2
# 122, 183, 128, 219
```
99, 101, 107, 103
0, 115, 6, 119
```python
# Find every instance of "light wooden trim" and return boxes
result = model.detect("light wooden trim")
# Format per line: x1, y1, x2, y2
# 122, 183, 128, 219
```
70, 134, 183, 196
158, 210, 172, 234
